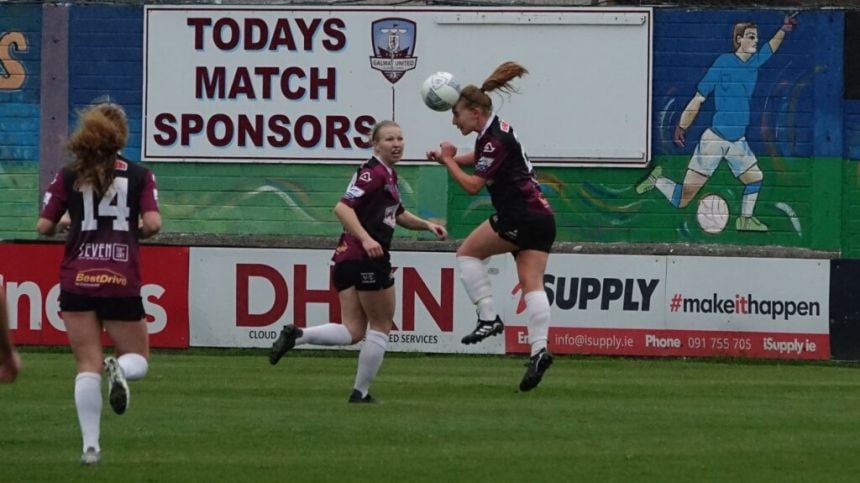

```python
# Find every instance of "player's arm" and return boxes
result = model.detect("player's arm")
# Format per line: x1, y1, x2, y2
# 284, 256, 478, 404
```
452, 151, 476, 166
140, 211, 161, 239
674, 93, 706, 147
396, 210, 447, 239
37, 172, 71, 237
770, 12, 798, 53
0, 289, 21, 383
333, 201, 383, 258
36, 212, 70, 237
427, 145, 475, 166
434, 142, 486, 195
139, 170, 161, 239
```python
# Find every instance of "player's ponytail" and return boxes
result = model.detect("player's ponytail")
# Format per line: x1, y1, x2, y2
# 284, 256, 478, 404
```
458, 61, 528, 113
68, 103, 128, 198
480, 61, 529, 96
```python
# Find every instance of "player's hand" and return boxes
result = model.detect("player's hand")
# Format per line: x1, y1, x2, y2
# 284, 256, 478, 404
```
427, 222, 447, 240
362, 238, 384, 258
674, 125, 686, 147
781, 12, 799, 32
439, 142, 457, 159
57, 213, 71, 234
425, 149, 440, 162
0, 351, 21, 383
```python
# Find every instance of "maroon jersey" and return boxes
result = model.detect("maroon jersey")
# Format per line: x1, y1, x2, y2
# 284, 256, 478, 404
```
39, 157, 159, 297
333, 157, 405, 263
474, 115, 553, 218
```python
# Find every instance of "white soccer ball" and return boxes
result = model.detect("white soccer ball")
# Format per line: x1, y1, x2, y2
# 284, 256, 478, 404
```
420, 72, 461, 112
696, 194, 729, 234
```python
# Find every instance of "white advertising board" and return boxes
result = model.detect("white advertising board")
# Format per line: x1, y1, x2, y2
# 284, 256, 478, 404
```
664, 256, 829, 334
188, 247, 506, 354
143, 6, 652, 166
187, 247, 830, 359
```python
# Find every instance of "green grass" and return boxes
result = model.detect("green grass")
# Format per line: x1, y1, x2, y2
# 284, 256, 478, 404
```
2, 350, 860, 482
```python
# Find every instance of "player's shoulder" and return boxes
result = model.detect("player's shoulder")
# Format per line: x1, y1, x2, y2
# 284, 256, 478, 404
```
116, 155, 154, 178
712, 53, 740, 67
364, 157, 390, 176
55, 164, 78, 185
354, 157, 383, 185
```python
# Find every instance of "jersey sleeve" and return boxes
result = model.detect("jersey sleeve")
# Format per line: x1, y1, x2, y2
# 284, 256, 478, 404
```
473, 138, 507, 180
749, 41, 774, 68
340, 166, 381, 209
39, 170, 68, 222
140, 170, 160, 213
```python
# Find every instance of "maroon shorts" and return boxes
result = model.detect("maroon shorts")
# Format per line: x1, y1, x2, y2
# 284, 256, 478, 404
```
489, 212, 556, 253
59, 290, 145, 321
332, 258, 395, 292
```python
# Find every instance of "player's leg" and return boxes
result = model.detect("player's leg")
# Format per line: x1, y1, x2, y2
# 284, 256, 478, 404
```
645, 129, 720, 208
729, 141, 767, 231
677, 169, 710, 208
269, 265, 361, 365
294, 285, 363, 346
102, 296, 149, 416
0, 289, 21, 383
517, 250, 550, 356
456, 219, 517, 344
350, 285, 395, 403
62, 308, 104, 464
514, 221, 555, 392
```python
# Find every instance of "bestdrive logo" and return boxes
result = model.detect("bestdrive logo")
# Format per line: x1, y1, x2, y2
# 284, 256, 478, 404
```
669, 293, 820, 320
75, 269, 128, 287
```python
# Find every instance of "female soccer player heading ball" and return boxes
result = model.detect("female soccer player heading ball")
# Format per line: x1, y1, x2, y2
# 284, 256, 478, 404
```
426, 61, 556, 392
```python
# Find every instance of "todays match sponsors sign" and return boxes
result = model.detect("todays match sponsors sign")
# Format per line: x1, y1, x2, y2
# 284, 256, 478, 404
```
503, 254, 830, 360
0, 243, 190, 348
187, 247, 506, 354
142, 6, 652, 166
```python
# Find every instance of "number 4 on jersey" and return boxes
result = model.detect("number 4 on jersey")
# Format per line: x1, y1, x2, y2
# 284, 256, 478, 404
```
81, 177, 130, 232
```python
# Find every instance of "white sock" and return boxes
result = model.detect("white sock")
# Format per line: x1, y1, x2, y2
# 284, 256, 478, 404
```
353, 329, 388, 396
118, 353, 148, 380
655, 177, 677, 201
457, 256, 496, 321
741, 191, 759, 217
524, 290, 551, 356
74, 372, 102, 452
296, 323, 353, 346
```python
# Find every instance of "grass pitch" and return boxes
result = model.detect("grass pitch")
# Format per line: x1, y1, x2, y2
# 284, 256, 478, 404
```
2, 350, 860, 482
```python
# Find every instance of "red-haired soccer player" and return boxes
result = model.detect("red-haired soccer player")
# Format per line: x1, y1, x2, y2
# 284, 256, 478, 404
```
37, 101, 161, 464
427, 62, 556, 392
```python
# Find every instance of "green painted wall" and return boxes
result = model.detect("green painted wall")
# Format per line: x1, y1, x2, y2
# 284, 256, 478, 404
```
842, 161, 860, 256
150, 162, 448, 239
0, 162, 39, 240
449, 154, 842, 251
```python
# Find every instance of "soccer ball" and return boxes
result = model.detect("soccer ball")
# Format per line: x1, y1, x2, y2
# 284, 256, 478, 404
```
696, 194, 729, 234
420, 72, 461, 111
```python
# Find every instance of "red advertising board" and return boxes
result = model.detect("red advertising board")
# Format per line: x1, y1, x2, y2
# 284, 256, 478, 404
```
0, 242, 189, 348
505, 326, 830, 360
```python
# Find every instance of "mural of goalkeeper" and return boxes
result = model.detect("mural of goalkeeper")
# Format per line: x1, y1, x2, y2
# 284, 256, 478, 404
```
637, 13, 798, 232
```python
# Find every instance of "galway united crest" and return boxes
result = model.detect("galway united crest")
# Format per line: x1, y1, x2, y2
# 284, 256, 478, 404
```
370, 18, 417, 84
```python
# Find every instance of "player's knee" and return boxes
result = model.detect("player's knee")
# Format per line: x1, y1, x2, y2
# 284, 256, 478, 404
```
118, 353, 148, 380
344, 323, 367, 344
